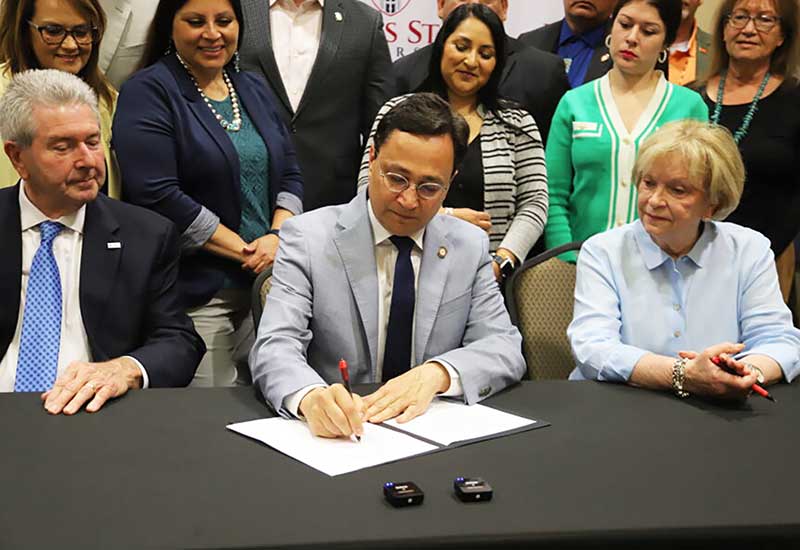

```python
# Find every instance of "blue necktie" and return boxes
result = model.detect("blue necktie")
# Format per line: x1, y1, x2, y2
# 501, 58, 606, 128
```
15, 221, 64, 392
382, 236, 415, 382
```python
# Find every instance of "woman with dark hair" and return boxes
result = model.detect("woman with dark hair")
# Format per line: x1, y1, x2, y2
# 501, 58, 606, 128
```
358, 4, 547, 282
113, 0, 303, 386
701, 0, 800, 302
545, 0, 707, 262
0, 0, 119, 196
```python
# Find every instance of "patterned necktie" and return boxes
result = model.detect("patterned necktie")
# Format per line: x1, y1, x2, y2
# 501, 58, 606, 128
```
15, 221, 64, 392
382, 236, 415, 382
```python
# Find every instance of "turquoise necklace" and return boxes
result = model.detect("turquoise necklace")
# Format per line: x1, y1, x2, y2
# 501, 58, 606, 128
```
710, 69, 771, 144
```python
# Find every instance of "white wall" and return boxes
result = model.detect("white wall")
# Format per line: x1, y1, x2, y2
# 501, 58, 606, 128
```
359, 0, 565, 60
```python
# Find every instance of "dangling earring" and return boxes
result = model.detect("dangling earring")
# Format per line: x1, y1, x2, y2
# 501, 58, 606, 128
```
605, 34, 612, 49
164, 39, 174, 57
658, 49, 668, 64
234, 50, 241, 73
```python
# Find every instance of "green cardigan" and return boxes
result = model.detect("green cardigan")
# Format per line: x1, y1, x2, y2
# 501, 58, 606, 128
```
544, 73, 708, 261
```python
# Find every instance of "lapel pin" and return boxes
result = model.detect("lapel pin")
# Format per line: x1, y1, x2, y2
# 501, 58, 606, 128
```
601, 53, 610, 63
107, 242, 122, 249
334, 11, 343, 21
438, 247, 447, 259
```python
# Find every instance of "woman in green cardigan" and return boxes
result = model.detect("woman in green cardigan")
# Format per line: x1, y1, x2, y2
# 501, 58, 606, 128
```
545, 0, 708, 261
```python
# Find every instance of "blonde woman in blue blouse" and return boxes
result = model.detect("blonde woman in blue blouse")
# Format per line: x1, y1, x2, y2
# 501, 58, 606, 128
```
545, 0, 708, 261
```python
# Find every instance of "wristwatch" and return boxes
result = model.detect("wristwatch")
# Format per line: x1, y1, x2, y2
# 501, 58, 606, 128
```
744, 363, 765, 385
492, 254, 515, 280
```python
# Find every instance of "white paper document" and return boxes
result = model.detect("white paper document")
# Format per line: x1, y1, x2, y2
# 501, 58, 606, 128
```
227, 399, 542, 476
227, 417, 437, 476
385, 399, 538, 446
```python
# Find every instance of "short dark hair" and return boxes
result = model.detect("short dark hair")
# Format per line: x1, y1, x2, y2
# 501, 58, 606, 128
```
140, 0, 246, 69
612, 0, 683, 47
373, 93, 469, 174
422, 4, 507, 113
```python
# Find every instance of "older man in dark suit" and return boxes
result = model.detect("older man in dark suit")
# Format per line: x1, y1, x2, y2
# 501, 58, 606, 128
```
519, 0, 617, 88
239, 0, 395, 211
393, 0, 569, 144
0, 69, 204, 414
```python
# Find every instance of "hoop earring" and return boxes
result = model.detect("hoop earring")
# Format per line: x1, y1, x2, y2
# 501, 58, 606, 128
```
658, 49, 668, 64
605, 34, 611, 49
234, 50, 241, 73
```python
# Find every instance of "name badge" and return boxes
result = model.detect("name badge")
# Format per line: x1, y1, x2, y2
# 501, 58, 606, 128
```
572, 121, 603, 138
107, 242, 122, 249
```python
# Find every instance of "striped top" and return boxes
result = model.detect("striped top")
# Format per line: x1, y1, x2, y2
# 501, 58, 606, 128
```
358, 94, 548, 261
544, 73, 708, 260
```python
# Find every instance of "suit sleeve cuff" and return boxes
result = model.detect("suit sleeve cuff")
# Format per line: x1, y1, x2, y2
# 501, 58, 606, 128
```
181, 206, 219, 250
123, 355, 149, 389
435, 360, 463, 397
284, 384, 327, 418
275, 191, 303, 216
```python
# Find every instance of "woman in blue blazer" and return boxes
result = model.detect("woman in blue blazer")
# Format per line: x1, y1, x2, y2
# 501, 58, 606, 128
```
113, 0, 303, 387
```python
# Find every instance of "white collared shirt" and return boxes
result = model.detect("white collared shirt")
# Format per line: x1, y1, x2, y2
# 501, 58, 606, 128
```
284, 199, 462, 416
0, 185, 148, 391
269, 0, 324, 112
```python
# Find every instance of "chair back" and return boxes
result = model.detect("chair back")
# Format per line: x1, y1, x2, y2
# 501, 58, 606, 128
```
505, 242, 582, 380
251, 266, 274, 330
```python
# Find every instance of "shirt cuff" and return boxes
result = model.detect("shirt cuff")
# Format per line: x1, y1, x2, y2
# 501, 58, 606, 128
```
284, 384, 327, 418
275, 191, 303, 216
434, 360, 463, 397
122, 355, 149, 389
180, 206, 220, 250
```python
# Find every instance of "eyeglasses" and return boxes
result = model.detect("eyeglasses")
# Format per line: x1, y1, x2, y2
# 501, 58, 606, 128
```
28, 21, 98, 46
726, 12, 781, 32
379, 170, 448, 200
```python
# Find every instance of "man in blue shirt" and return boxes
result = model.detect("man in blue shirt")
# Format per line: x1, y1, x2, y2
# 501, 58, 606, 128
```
519, 0, 617, 87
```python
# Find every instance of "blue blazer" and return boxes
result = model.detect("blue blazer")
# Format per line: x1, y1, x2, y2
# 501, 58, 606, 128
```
250, 189, 526, 415
113, 54, 304, 307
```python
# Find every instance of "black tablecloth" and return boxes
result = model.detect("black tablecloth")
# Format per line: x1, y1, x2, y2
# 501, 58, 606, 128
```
2, 381, 798, 549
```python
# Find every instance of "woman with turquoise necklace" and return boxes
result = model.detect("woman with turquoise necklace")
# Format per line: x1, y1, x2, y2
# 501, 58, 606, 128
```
702, 0, 800, 302
545, 0, 707, 262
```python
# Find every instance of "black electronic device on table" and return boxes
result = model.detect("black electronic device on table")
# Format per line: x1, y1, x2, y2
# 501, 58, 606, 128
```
383, 481, 424, 507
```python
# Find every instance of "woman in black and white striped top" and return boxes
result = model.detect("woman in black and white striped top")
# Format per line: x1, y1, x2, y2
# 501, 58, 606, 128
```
358, 4, 547, 281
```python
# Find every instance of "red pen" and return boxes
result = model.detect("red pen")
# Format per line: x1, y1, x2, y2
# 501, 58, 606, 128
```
711, 356, 776, 403
338, 358, 361, 441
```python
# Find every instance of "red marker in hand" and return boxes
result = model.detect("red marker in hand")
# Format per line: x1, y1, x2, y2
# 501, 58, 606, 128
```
711, 356, 776, 403
338, 358, 361, 441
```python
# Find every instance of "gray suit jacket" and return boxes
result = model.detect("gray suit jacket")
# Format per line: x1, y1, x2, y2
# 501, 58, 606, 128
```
97, 0, 158, 88
250, 190, 525, 415
239, 0, 395, 211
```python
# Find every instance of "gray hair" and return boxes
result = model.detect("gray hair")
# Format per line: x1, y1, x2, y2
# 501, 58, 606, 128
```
0, 69, 100, 148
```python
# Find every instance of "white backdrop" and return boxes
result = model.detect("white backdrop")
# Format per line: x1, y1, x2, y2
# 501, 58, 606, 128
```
357, 0, 566, 60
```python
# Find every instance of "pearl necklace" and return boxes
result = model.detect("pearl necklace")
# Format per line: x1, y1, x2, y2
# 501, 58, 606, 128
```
176, 52, 242, 132
711, 69, 771, 144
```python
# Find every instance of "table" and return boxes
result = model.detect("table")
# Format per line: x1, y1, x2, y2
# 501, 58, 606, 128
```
2, 381, 798, 549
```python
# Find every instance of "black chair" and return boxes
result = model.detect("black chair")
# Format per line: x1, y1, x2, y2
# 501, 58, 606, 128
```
505, 241, 583, 380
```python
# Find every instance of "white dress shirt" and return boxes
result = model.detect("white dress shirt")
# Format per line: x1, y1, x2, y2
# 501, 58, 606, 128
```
284, 200, 462, 416
0, 186, 148, 391
269, 0, 324, 112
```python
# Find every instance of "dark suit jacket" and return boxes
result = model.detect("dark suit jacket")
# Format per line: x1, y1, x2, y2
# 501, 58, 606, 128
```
519, 19, 613, 86
239, 0, 395, 211
393, 36, 569, 144
113, 54, 304, 308
0, 187, 204, 387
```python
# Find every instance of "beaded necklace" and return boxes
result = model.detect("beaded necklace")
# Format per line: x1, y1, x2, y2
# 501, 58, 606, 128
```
176, 52, 242, 132
710, 69, 771, 144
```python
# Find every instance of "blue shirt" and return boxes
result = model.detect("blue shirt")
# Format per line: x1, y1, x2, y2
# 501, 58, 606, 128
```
557, 19, 607, 88
568, 220, 800, 383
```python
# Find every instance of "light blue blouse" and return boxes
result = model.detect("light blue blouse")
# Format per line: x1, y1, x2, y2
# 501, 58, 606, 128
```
568, 219, 800, 383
